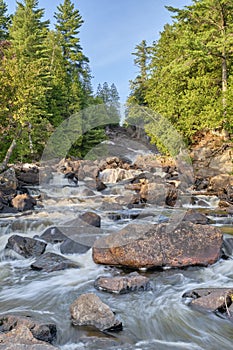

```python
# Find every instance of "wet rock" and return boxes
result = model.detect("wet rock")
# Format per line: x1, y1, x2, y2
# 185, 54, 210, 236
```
183, 209, 210, 224
80, 336, 122, 349
139, 181, 169, 205
70, 293, 122, 332
81, 188, 96, 196
94, 272, 151, 294
31, 252, 79, 272
221, 238, 233, 259
0, 168, 18, 191
183, 288, 233, 318
80, 211, 101, 227
0, 325, 58, 349
93, 222, 223, 269
39, 226, 68, 243
209, 174, 233, 192
100, 168, 139, 184
12, 193, 37, 211
17, 171, 39, 186
5, 235, 47, 258
60, 238, 90, 254
96, 178, 107, 191
77, 161, 99, 181
0, 314, 57, 344
0, 199, 18, 214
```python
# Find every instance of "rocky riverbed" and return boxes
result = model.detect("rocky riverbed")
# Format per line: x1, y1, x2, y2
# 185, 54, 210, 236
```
0, 130, 232, 349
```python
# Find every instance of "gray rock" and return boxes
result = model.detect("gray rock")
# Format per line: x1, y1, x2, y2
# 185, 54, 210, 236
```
70, 293, 122, 332
60, 238, 90, 254
5, 235, 47, 258
40, 226, 68, 244
183, 288, 233, 318
31, 252, 79, 272
94, 272, 151, 294
183, 209, 210, 224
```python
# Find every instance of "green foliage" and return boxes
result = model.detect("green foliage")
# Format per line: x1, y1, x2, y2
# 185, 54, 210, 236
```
128, 0, 233, 154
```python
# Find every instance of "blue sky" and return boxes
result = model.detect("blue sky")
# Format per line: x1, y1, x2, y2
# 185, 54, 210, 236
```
7, 0, 191, 102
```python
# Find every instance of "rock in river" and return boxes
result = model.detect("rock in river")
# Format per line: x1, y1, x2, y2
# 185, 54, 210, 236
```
70, 293, 122, 332
0, 314, 57, 349
5, 235, 47, 258
94, 272, 151, 294
31, 252, 79, 272
183, 288, 233, 318
92, 222, 223, 269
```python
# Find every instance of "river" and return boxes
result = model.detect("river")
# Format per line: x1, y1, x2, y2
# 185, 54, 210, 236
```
0, 152, 233, 349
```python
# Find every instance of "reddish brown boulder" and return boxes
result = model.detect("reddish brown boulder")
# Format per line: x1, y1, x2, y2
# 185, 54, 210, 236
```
93, 222, 223, 269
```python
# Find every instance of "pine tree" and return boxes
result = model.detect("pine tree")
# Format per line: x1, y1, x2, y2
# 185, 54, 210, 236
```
128, 40, 150, 106
0, 0, 9, 40
54, 0, 91, 113
4, 0, 51, 160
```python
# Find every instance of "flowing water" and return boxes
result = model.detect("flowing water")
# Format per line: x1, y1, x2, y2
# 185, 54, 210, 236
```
0, 168, 233, 350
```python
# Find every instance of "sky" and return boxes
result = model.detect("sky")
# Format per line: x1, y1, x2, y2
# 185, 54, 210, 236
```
6, 0, 191, 102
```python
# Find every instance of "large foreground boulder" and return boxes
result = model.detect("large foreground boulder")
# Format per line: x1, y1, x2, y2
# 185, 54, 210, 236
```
93, 222, 223, 269
70, 293, 122, 332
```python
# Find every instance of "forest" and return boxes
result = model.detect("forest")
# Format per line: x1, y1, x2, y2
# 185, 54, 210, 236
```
128, 0, 233, 152
0, 0, 120, 162
0, 0, 232, 163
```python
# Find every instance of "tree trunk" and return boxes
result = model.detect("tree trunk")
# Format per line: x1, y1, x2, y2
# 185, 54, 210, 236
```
0, 139, 16, 173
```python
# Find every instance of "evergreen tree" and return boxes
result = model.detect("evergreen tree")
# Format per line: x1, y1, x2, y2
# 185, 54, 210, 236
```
128, 40, 150, 106
0, 0, 10, 40
54, 0, 91, 113
4, 0, 51, 160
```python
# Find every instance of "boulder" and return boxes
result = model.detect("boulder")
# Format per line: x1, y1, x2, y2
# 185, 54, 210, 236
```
0, 168, 18, 191
96, 178, 107, 191
5, 235, 47, 258
183, 288, 233, 318
31, 252, 79, 272
183, 209, 211, 224
60, 238, 90, 255
39, 226, 68, 244
0, 325, 58, 349
12, 193, 37, 211
209, 174, 233, 193
70, 293, 122, 332
139, 181, 170, 205
80, 211, 101, 227
0, 314, 57, 344
94, 272, 151, 294
93, 222, 223, 269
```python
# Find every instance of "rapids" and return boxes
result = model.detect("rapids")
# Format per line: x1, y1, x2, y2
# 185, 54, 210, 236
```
0, 155, 233, 349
